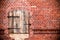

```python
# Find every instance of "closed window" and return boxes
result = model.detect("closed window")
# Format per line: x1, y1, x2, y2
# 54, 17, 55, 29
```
8, 10, 30, 34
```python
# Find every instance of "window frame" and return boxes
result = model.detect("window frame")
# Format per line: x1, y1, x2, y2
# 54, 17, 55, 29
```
8, 10, 31, 34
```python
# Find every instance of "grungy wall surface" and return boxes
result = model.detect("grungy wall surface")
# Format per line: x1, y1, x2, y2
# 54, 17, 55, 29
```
0, 0, 60, 40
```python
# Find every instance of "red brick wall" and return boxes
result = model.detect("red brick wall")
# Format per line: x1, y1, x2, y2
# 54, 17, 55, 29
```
0, 0, 60, 40
29, 0, 60, 40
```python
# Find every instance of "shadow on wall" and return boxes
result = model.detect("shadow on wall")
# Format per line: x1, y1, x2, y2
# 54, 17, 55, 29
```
57, 17, 60, 40
56, 0, 60, 40
0, 0, 7, 8
57, 24, 60, 40
56, 0, 60, 7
